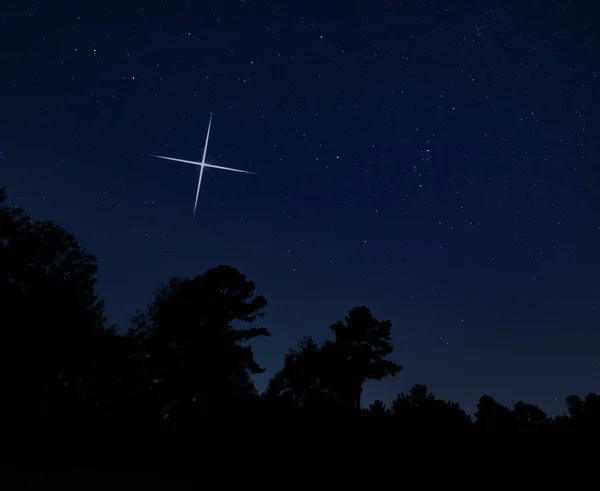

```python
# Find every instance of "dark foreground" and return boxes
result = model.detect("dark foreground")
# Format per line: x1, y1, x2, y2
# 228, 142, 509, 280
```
3, 421, 586, 488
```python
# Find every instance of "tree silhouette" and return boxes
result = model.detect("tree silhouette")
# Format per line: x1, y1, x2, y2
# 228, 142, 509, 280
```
392, 384, 471, 430
266, 336, 338, 411
511, 400, 549, 430
328, 306, 402, 409
0, 188, 107, 428
5, 184, 600, 478
561, 393, 600, 430
475, 395, 513, 431
128, 265, 270, 427
267, 307, 401, 412
367, 399, 390, 417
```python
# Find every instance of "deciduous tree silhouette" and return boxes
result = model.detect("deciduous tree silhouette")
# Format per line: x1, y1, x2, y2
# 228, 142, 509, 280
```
392, 384, 472, 430
267, 306, 402, 412
329, 306, 402, 410
266, 336, 327, 408
560, 393, 600, 430
367, 399, 390, 416
128, 265, 270, 427
0, 188, 108, 428
266, 336, 351, 414
5, 184, 600, 478
475, 395, 513, 431
511, 400, 549, 430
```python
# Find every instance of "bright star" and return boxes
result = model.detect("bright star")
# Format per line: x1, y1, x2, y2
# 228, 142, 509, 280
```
148, 113, 254, 221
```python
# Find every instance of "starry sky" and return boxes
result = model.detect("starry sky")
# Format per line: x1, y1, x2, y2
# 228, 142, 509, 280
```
2, 1, 599, 416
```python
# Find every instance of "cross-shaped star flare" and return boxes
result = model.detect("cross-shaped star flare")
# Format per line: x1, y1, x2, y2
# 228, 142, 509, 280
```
148, 114, 254, 220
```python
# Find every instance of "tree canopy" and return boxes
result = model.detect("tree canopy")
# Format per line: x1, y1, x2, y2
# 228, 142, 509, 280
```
2, 185, 599, 476
128, 265, 270, 424
267, 306, 402, 411
0, 188, 108, 425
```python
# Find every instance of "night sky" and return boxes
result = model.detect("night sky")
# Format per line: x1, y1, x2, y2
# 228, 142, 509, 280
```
2, 1, 599, 415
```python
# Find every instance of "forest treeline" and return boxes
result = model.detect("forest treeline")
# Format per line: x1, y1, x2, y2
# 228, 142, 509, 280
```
1, 186, 599, 470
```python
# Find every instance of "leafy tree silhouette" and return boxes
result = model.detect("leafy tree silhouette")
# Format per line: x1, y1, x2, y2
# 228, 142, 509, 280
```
558, 393, 600, 430
329, 306, 402, 410
511, 400, 549, 430
366, 399, 390, 419
392, 384, 472, 430
128, 265, 270, 429
267, 306, 401, 414
5, 183, 600, 480
475, 395, 513, 431
368, 399, 388, 414
266, 336, 330, 409
0, 188, 108, 430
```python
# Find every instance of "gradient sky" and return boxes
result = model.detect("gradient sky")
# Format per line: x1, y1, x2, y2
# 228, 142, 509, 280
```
2, 1, 598, 415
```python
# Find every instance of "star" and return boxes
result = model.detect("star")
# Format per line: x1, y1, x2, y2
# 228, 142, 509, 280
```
148, 114, 255, 220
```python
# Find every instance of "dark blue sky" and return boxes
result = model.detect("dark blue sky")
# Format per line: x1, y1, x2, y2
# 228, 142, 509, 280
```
2, 1, 598, 415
